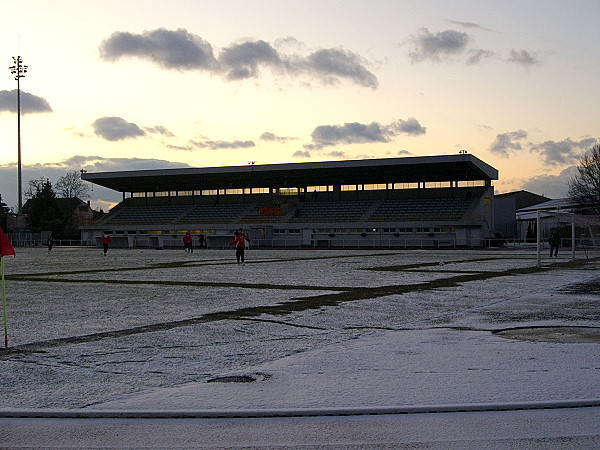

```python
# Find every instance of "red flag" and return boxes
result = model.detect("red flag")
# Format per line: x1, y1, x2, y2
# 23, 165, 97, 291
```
0, 228, 15, 257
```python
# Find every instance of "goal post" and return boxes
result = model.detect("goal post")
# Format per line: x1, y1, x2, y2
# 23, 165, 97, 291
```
536, 210, 599, 267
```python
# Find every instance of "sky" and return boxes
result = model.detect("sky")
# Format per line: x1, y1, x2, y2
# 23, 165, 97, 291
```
0, 0, 598, 211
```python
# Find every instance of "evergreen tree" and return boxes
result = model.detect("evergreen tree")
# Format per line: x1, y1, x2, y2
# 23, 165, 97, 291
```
0, 194, 10, 232
26, 178, 62, 232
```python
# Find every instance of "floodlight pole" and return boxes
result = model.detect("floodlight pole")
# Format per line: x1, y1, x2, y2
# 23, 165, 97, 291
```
9, 56, 27, 214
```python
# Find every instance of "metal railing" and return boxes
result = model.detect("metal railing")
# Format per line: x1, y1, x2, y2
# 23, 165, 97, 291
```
484, 237, 600, 250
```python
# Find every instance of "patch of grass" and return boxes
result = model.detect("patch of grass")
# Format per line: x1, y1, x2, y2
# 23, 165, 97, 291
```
2, 254, 597, 356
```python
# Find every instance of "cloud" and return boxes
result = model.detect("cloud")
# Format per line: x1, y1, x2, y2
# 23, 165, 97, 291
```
99, 28, 218, 71
447, 20, 494, 32
307, 118, 426, 149
144, 125, 175, 137
529, 137, 595, 165
507, 49, 540, 67
219, 40, 284, 80
521, 166, 578, 198
466, 48, 497, 65
0, 90, 53, 114
475, 124, 493, 132
326, 151, 347, 159
92, 116, 146, 141
191, 139, 255, 150
260, 132, 296, 143
63, 155, 191, 172
489, 130, 528, 157
390, 118, 427, 136
302, 48, 378, 89
292, 150, 311, 158
309, 123, 388, 148
408, 28, 470, 62
407, 27, 538, 67
99, 28, 377, 89
166, 144, 194, 151
0, 156, 192, 210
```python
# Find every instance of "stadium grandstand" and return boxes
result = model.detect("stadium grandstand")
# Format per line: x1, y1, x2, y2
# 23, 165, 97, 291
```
80, 154, 498, 249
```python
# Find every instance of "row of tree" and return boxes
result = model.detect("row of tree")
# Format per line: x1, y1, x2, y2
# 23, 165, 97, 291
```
1, 171, 92, 236
0, 195, 10, 233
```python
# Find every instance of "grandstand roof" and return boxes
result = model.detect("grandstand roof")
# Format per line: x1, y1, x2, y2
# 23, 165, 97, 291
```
81, 154, 498, 193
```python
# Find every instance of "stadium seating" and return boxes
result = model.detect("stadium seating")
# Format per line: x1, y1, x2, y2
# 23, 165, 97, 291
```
369, 198, 473, 221
100, 195, 478, 227
179, 204, 251, 224
102, 205, 191, 225
289, 200, 374, 223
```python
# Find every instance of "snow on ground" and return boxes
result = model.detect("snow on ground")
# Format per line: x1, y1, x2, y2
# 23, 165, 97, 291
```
0, 246, 598, 411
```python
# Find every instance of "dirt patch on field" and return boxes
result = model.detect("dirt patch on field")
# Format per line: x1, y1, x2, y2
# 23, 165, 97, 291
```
495, 326, 600, 344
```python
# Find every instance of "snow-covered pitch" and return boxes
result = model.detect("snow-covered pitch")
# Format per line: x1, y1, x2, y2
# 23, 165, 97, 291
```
1, 247, 598, 412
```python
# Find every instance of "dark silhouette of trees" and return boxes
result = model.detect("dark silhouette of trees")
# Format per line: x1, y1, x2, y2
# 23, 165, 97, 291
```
0, 194, 10, 232
568, 142, 600, 214
25, 178, 62, 233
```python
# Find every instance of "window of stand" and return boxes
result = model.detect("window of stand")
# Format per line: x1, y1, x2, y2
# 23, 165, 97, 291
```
307, 185, 333, 192
424, 181, 452, 189
457, 180, 486, 187
363, 184, 387, 191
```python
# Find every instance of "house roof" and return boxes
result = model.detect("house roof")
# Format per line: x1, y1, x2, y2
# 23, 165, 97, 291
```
517, 198, 574, 212
23, 197, 89, 214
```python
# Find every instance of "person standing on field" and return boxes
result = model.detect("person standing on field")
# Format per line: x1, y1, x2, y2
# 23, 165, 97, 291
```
183, 231, 193, 253
46, 233, 54, 253
549, 229, 560, 257
100, 233, 111, 256
230, 229, 250, 265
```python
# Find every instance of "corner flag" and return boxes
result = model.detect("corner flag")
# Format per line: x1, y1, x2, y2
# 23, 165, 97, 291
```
0, 228, 15, 257
0, 228, 14, 348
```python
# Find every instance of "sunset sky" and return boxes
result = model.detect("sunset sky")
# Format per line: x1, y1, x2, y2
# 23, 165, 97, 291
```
0, 0, 598, 210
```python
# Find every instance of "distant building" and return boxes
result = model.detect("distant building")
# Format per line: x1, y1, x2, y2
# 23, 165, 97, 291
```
81, 154, 499, 248
5, 213, 27, 233
23, 197, 94, 235
494, 190, 550, 238
516, 198, 600, 246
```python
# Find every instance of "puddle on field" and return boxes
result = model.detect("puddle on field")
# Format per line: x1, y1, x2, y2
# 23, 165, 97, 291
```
207, 372, 272, 383
495, 326, 600, 344
561, 278, 600, 294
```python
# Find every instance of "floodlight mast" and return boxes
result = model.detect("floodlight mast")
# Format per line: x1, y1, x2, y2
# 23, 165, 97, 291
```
9, 56, 27, 214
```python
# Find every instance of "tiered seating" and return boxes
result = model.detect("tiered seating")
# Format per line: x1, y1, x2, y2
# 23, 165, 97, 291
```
240, 204, 287, 223
289, 201, 373, 223
101, 196, 477, 227
105, 205, 191, 224
178, 204, 249, 224
369, 198, 472, 221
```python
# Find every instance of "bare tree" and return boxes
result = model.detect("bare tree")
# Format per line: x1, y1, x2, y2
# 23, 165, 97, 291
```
55, 171, 90, 199
25, 177, 49, 200
568, 142, 600, 214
